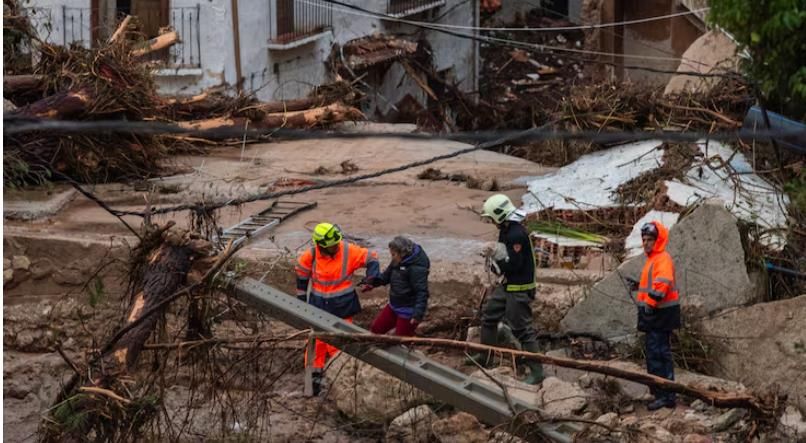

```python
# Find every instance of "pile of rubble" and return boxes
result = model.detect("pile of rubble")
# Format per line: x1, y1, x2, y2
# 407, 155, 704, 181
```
319, 352, 806, 442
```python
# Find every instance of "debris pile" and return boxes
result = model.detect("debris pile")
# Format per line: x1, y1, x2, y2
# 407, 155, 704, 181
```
521, 139, 789, 252
3, 8, 364, 187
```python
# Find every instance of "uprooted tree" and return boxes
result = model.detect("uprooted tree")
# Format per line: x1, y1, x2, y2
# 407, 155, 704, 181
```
40, 222, 226, 442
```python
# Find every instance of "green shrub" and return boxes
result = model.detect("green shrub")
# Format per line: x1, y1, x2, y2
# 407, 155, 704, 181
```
709, 0, 806, 120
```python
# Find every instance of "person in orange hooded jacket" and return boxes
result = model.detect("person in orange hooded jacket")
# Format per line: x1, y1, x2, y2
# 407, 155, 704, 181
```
628, 220, 681, 410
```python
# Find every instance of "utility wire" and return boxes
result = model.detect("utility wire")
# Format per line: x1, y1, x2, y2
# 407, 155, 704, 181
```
311, 0, 692, 63
338, 2, 710, 32
105, 124, 553, 217
18, 125, 802, 218
316, 0, 740, 78
5, 118, 805, 142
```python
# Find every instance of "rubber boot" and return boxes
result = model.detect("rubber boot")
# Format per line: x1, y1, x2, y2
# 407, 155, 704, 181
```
465, 324, 498, 367
522, 342, 545, 385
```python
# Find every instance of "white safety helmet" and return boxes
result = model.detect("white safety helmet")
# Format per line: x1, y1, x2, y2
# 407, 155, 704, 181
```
482, 194, 517, 225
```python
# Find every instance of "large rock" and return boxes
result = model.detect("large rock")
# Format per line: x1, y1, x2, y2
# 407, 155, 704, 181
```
665, 30, 738, 95
431, 412, 488, 443
11, 255, 31, 271
779, 405, 806, 439
386, 405, 437, 443
537, 377, 589, 417
561, 202, 755, 338
469, 366, 541, 409
699, 294, 806, 408
469, 369, 589, 418
324, 353, 430, 424
4, 98, 16, 113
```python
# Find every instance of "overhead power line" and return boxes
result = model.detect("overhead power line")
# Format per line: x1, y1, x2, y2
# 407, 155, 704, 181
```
313, 0, 738, 77
9, 120, 802, 218
5, 117, 804, 143
325, 2, 710, 32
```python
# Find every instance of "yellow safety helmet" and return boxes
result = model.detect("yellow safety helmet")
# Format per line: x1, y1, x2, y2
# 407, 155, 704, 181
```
312, 222, 343, 248
482, 194, 517, 224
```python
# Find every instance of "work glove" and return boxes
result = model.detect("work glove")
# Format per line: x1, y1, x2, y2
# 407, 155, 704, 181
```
623, 276, 639, 292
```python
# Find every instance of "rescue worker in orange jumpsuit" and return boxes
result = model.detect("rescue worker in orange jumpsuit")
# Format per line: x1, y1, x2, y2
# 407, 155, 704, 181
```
295, 222, 380, 395
628, 221, 681, 410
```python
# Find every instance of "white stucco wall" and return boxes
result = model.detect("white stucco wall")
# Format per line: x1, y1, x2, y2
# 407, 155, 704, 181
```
22, 0, 92, 47
155, 0, 236, 95
23, 0, 480, 115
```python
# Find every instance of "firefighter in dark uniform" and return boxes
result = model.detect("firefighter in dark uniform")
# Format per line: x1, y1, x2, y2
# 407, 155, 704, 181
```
467, 194, 544, 385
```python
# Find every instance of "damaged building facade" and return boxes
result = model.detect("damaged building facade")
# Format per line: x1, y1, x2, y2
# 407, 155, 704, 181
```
19, 0, 480, 118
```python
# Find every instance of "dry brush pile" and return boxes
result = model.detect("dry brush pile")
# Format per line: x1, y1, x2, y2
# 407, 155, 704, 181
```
3, 8, 364, 188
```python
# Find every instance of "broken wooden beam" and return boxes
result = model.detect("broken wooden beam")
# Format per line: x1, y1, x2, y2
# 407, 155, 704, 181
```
131, 30, 180, 58
245, 96, 330, 114
107, 15, 132, 44
176, 102, 364, 136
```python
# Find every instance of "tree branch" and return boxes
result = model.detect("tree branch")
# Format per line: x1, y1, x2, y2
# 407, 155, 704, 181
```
313, 332, 774, 416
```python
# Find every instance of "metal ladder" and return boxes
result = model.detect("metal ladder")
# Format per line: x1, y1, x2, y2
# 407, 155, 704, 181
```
223, 276, 581, 443
217, 200, 317, 248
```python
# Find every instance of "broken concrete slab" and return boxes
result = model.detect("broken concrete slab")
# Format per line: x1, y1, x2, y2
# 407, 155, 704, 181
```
664, 141, 789, 250
699, 294, 806, 409
522, 140, 788, 250
3, 187, 77, 221
522, 140, 665, 211
561, 201, 755, 338
665, 30, 738, 96
324, 353, 430, 424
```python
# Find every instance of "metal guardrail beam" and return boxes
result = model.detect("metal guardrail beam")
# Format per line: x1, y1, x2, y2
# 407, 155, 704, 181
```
225, 276, 579, 442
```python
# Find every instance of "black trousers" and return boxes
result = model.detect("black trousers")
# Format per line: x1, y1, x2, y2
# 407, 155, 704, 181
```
645, 330, 676, 401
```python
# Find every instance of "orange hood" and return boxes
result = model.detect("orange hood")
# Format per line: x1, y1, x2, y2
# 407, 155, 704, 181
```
646, 220, 669, 256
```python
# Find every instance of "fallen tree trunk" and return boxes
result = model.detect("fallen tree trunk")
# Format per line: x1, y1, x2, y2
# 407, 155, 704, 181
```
40, 224, 226, 442
131, 30, 180, 58
12, 88, 92, 119
262, 102, 364, 126
313, 332, 776, 417
176, 102, 364, 136
245, 96, 330, 114
3, 74, 44, 93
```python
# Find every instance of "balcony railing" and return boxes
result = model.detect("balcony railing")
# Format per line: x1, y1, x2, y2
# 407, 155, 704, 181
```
167, 5, 202, 68
268, 0, 332, 49
61, 6, 90, 47
21, 6, 89, 47
386, 0, 445, 18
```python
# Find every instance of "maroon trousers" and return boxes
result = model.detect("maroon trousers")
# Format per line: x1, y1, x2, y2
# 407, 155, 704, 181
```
370, 304, 417, 336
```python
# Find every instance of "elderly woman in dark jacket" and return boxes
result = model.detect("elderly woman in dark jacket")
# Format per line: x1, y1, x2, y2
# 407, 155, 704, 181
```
364, 236, 430, 336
